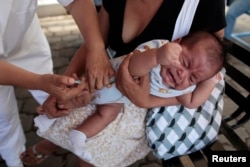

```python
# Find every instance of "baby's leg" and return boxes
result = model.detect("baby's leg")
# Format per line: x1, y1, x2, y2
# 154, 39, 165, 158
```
58, 92, 93, 109
69, 103, 123, 160
77, 103, 123, 137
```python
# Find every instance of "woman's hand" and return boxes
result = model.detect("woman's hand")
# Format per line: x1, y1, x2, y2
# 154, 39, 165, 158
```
116, 53, 151, 107
40, 74, 87, 101
38, 96, 70, 118
116, 52, 180, 108
85, 48, 114, 92
56, 76, 94, 109
39, 76, 90, 118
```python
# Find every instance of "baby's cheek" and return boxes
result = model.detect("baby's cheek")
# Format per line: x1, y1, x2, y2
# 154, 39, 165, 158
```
176, 81, 190, 90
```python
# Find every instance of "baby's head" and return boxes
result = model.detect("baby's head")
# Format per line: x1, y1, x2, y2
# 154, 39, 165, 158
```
161, 31, 225, 90
180, 31, 225, 75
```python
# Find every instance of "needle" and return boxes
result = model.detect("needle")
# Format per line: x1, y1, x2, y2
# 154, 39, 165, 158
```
74, 80, 82, 84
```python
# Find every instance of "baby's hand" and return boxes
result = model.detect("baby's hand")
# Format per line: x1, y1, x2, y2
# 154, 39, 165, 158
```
157, 42, 182, 68
211, 71, 223, 84
37, 106, 45, 115
57, 76, 92, 110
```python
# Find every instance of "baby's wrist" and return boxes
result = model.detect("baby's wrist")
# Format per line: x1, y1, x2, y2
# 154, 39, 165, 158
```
211, 72, 223, 84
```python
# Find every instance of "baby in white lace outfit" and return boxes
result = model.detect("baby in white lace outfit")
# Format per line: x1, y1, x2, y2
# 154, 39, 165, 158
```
35, 31, 225, 160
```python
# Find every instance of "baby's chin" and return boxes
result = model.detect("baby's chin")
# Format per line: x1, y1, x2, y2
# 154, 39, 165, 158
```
164, 79, 189, 90
162, 73, 189, 90
163, 80, 176, 89
161, 69, 176, 88
175, 86, 188, 90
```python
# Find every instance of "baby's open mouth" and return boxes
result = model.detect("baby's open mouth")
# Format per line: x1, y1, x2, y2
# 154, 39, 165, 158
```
166, 69, 176, 87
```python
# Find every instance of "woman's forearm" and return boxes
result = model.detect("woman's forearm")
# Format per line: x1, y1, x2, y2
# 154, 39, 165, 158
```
63, 45, 86, 76
64, 1, 113, 91
0, 61, 42, 89
128, 49, 158, 77
65, 0, 105, 51
134, 95, 180, 108
0, 61, 84, 100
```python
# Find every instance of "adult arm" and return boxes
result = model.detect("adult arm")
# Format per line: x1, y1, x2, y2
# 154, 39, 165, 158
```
0, 61, 85, 101
62, 2, 111, 77
60, 0, 113, 91
42, 3, 113, 118
41, 45, 90, 118
116, 54, 179, 108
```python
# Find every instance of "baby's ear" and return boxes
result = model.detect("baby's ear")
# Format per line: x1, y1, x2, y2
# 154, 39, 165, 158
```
173, 38, 182, 43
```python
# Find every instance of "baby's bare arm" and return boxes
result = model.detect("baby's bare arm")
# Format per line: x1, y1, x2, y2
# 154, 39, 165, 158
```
128, 49, 158, 77
177, 72, 222, 109
128, 42, 182, 77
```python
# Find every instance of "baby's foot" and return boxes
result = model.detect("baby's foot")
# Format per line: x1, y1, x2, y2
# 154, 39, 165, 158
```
69, 130, 92, 161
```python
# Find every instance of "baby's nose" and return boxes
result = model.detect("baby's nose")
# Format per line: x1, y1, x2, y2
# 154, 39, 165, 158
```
176, 67, 188, 80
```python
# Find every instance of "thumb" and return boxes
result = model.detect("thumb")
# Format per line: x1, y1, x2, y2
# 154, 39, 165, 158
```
63, 84, 88, 100
60, 76, 76, 86
122, 52, 133, 67
139, 75, 150, 87
166, 60, 182, 69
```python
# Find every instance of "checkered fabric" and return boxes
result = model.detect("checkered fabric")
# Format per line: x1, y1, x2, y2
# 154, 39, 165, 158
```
146, 69, 225, 160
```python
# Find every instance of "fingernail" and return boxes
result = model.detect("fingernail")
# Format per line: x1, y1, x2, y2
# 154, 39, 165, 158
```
58, 104, 64, 108
69, 78, 75, 84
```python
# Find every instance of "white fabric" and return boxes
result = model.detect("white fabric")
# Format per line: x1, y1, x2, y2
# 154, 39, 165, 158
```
171, 0, 200, 41
69, 130, 92, 161
0, 36, 4, 56
35, 115, 57, 135
0, 0, 52, 166
57, 0, 74, 7
36, 104, 150, 167
0, 0, 37, 57
0, 86, 25, 167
